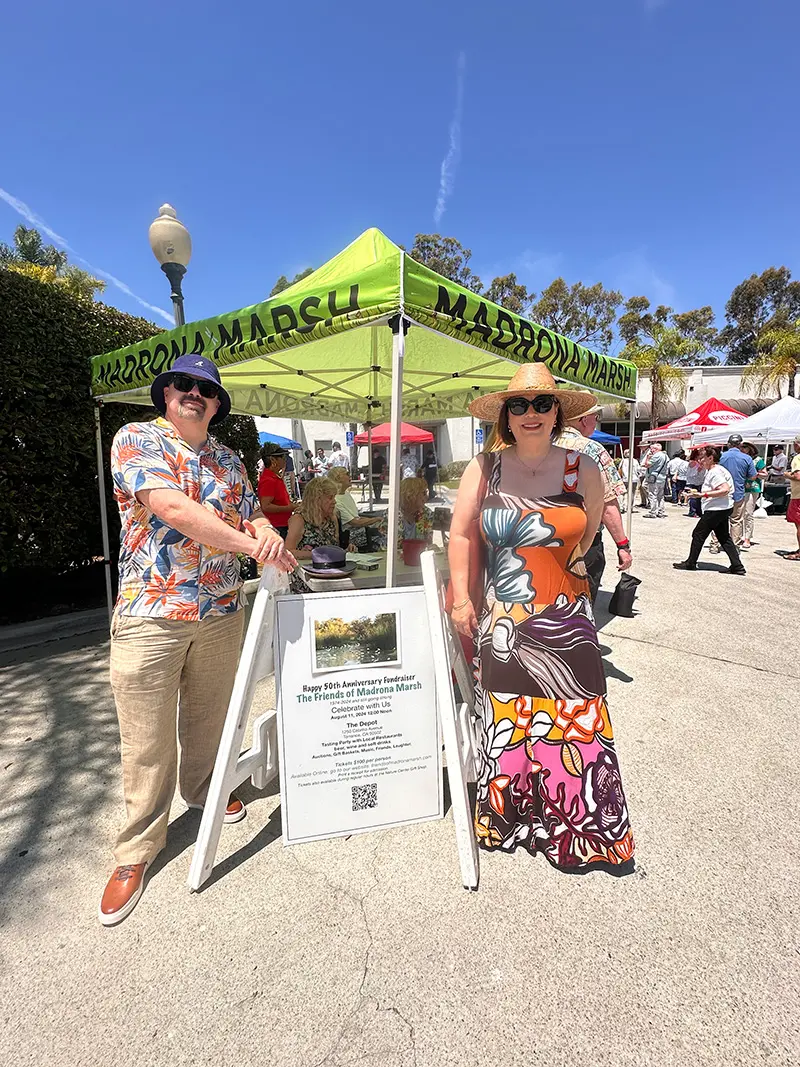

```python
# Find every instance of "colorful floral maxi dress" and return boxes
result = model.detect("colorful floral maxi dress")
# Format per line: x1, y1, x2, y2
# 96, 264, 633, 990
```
474, 450, 634, 870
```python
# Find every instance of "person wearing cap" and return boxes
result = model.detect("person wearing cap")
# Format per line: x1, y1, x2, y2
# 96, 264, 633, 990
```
783, 435, 800, 560
719, 434, 757, 547
100, 355, 296, 926
555, 395, 632, 602
449, 364, 634, 871
642, 443, 669, 518
257, 442, 300, 537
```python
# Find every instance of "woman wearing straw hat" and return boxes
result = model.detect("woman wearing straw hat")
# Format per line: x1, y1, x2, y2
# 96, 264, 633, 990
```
448, 363, 635, 872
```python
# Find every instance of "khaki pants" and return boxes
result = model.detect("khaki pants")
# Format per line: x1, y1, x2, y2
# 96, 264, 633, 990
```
730, 498, 746, 545
110, 610, 245, 865
742, 493, 756, 543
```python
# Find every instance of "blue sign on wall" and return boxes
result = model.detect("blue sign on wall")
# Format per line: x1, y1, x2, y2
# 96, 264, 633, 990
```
345, 431, 354, 447
475, 427, 484, 445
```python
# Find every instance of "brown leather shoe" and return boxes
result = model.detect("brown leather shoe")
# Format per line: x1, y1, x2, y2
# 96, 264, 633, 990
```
187, 793, 247, 824
224, 794, 246, 824
98, 863, 148, 926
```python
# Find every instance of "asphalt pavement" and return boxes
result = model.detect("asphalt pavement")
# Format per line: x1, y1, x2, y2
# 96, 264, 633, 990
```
1, 503, 798, 1067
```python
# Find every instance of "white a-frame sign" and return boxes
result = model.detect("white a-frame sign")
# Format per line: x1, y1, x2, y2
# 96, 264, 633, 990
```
187, 552, 480, 892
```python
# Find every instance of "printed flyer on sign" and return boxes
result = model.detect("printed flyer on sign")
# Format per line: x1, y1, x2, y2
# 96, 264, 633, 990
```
275, 588, 442, 844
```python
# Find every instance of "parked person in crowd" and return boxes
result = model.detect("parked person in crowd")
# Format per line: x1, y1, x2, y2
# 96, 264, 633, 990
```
423, 448, 439, 501
783, 435, 800, 561
400, 446, 418, 479
397, 475, 434, 549
327, 466, 383, 549
684, 449, 705, 516
674, 446, 746, 575
100, 355, 295, 926
740, 442, 765, 550
327, 441, 350, 469
619, 448, 640, 514
668, 450, 689, 504
637, 444, 655, 507
766, 443, 788, 481
448, 364, 634, 871
555, 395, 632, 602
257, 443, 299, 537
313, 446, 329, 475
719, 433, 757, 547
298, 450, 316, 496
371, 448, 387, 503
643, 443, 669, 518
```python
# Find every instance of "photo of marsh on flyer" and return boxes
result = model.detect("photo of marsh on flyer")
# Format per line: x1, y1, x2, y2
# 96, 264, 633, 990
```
311, 610, 401, 674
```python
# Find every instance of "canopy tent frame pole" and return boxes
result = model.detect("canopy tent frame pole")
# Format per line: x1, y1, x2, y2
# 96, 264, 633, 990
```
367, 424, 374, 508
94, 402, 114, 626
626, 402, 636, 543
385, 317, 407, 588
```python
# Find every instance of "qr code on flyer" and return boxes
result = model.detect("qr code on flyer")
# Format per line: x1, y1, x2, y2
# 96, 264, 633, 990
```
351, 783, 378, 811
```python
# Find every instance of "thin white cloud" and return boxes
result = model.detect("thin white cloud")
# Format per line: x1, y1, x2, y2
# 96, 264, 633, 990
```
605, 248, 676, 306
643, 0, 667, 12
433, 51, 466, 225
0, 187, 173, 323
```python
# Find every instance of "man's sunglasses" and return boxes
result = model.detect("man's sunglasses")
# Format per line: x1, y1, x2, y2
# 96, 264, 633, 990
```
505, 394, 557, 417
170, 373, 220, 400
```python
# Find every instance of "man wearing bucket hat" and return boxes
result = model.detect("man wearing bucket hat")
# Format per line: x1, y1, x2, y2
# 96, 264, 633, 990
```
555, 393, 632, 602
99, 355, 296, 926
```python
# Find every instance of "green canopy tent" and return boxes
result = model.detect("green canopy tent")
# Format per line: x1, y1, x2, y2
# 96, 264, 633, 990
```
91, 228, 637, 612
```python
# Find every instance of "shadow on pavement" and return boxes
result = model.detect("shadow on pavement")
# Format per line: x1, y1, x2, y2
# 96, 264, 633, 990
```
0, 634, 117, 915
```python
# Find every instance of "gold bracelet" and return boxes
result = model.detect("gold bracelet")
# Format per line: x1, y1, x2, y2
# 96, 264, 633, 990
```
451, 596, 472, 611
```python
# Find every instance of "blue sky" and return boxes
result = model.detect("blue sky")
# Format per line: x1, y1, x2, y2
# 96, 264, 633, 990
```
2, 0, 798, 347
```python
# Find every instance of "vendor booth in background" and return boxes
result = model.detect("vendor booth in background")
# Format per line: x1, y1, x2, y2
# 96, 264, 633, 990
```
641, 397, 747, 443
90, 227, 638, 617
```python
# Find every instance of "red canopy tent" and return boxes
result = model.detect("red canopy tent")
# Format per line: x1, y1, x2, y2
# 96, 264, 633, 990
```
354, 421, 434, 445
641, 398, 747, 443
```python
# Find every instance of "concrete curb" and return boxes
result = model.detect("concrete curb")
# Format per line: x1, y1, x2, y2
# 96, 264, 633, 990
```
0, 608, 108, 655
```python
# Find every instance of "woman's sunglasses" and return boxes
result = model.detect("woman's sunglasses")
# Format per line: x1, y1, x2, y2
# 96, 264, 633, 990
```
170, 373, 220, 400
505, 394, 557, 417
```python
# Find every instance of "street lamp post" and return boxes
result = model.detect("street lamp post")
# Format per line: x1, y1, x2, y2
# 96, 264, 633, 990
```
148, 204, 192, 326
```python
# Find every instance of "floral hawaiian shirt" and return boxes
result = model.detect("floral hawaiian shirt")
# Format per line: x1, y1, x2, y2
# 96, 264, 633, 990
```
111, 418, 258, 621
555, 426, 625, 504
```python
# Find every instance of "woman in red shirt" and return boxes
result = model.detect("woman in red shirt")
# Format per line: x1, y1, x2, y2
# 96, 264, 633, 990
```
257, 444, 298, 536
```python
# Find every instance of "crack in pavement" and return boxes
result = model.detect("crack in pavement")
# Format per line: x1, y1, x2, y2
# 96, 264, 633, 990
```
602, 630, 800, 681
304, 835, 417, 1067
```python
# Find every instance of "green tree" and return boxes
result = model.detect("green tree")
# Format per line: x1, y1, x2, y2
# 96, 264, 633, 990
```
619, 297, 718, 365
532, 279, 622, 350
0, 224, 67, 269
718, 266, 800, 365
622, 323, 703, 429
0, 225, 105, 300
483, 273, 531, 315
408, 234, 482, 292
742, 319, 800, 398
269, 267, 314, 297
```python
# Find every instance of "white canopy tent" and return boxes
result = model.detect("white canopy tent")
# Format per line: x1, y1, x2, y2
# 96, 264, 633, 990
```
691, 396, 800, 446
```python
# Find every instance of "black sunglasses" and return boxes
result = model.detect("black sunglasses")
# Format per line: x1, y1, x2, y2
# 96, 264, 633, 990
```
170, 373, 220, 400
506, 394, 557, 416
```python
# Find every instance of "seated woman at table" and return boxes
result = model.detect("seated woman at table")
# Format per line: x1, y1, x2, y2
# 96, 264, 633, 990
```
398, 476, 434, 549
286, 477, 353, 591
327, 467, 384, 549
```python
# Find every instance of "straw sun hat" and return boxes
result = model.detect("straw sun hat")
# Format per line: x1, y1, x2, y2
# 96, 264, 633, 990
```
467, 363, 596, 423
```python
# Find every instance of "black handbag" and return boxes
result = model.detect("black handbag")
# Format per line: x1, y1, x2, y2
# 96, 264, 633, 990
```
608, 573, 641, 617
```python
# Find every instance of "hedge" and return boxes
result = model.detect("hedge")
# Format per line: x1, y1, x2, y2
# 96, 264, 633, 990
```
0, 269, 259, 621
